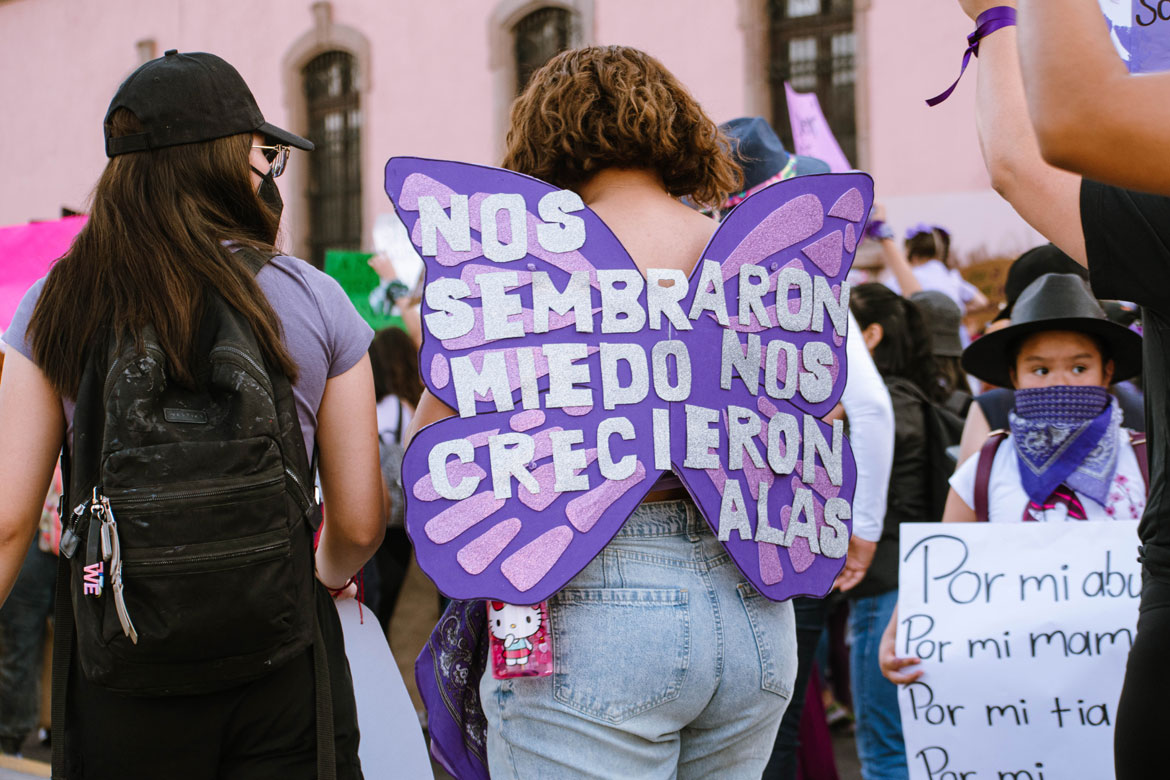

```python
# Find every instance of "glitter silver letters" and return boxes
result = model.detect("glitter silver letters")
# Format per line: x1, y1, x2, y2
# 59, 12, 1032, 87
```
423, 277, 475, 341
542, 342, 592, 408
550, 429, 590, 493
600, 342, 650, 410
819, 498, 850, 559
684, 404, 720, 469
720, 329, 761, 395
687, 259, 729, 326
598, 269, 646, 334
802, 416, 845, 486
479, 272, 524, 341
728, 405, 765, 470
653, 408, 671, 470
418, 194, 471, 256
451, 351, 515, 418
536, 190, 586, 253
489, 432, 539, 499
754, 482, 785, 545
781, 488, 821, 554
799, 341, 833, 404
532, 271, 593, 334
738, 264, 773, 328
516, 347, 539, 410
775, 267, 813, 331
647, 268, 692, 331
597, 417, 637, 480
651, 341, 692, 401
480, 193, 528, 263
428, 439, 480, 500
812, 276, 851, 337
767, 412, 800, 475
763, 339, 798, 400
717, 479, 752, 542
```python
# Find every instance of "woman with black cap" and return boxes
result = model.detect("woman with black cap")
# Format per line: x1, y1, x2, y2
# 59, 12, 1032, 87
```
879, 273, 1146, 682
0, 50, 384, 778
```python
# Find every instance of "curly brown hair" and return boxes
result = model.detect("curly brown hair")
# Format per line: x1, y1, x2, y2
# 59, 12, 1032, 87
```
502, 45, 741, 210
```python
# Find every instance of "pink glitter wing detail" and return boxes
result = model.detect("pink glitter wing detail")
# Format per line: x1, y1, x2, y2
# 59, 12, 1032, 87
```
758, 543, 785, 585
828, 188, 865, 222
801, 231, 844, 277
424, 491, 506, 544
719, 194, 825, 282
519, 449, 599, 512
457, 518, 522, 575
500, 526, 575, 592
430, 353, 450, 389
565, 461, 648, 533
510, 410, 546, 432
844, 223, 857, 253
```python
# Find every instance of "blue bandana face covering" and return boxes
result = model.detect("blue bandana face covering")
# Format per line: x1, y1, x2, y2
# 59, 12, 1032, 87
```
1009, 385, 1121, 507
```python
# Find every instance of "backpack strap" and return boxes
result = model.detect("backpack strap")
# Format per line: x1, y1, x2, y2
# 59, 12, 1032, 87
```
313, 588, 336, 780
974, 431, 1009, 523
1131, 432, 1150, 496
50, 445, 72, 779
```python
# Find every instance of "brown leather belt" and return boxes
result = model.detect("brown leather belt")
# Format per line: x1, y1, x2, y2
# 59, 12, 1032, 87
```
643, 487, 691, 504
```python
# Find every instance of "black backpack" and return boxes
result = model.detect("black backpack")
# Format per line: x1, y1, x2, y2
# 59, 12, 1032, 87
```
921, 389, 968, 522
50, 248, 338, 778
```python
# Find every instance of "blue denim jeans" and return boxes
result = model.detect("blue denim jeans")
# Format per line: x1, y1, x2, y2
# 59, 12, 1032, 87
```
481, 499, 798, 779
0, 538, 56, 744
848, 589, 907, 780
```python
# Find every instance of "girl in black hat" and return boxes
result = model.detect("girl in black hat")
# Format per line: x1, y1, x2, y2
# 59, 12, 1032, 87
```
0, 51, 383, 778
879, 274, 1146, 682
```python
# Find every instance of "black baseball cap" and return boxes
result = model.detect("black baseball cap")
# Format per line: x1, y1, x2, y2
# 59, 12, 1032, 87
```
104, 49, 313, 157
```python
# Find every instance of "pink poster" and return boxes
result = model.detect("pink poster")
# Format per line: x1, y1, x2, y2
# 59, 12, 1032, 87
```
0, 215, 87, 333
784, 82, 852, 174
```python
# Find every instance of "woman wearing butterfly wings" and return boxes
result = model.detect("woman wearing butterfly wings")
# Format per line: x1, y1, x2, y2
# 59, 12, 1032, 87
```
404, 46, 807, 779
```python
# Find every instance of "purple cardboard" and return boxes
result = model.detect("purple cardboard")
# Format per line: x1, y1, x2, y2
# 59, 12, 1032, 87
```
386, 157, 871, 603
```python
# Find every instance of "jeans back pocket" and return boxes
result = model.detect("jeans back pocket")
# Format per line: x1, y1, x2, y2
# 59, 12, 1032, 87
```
552, 587, 690, 724
737, 583, 797, 698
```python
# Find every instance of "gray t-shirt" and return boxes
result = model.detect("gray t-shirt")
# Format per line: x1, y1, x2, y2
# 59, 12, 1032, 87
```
2, 254, 374, 456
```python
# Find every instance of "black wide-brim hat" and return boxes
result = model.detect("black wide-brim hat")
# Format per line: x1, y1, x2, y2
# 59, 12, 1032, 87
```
105, 50, 313, 157
962, 273, 1143, 389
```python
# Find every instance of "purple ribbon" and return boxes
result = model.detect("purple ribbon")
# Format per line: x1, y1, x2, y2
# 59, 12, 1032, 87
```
926, 6, 1018, 107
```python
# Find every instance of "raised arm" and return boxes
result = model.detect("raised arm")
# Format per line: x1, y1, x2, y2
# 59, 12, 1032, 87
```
955, 0, 1086, 263
1019, 0, 1170, 196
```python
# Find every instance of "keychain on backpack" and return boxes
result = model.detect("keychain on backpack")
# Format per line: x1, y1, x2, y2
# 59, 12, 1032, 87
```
488, 600, 552, 679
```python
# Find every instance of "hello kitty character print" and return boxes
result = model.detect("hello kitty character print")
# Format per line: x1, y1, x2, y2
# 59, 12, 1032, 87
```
488, 601, 552, 678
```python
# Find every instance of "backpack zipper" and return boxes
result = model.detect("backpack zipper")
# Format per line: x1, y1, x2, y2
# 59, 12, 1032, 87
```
124, 537, 289, 572
107, 474, 284, 507
209, 345, 274, 399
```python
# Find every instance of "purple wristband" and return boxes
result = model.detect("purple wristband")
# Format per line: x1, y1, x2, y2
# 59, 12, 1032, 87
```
926, 6, 1018, 107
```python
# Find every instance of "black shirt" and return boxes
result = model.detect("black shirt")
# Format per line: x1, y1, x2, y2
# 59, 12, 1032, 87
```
850, 377, 932, 599
1081, 180, 1170, 579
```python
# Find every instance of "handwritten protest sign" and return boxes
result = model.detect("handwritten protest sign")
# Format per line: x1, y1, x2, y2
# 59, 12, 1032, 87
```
1100, 0, 1170, 73
384, 158, 869, 603
785, 83, 851, 173
897, 522, 1139, 780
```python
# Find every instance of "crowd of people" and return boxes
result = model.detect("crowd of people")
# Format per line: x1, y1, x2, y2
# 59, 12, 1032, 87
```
0, 0, 1167, 778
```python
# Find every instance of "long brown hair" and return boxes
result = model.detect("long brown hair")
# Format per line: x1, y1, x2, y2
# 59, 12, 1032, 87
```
29, 109, 297, 398
368, 326, 423, 407
502, 46, 742, 210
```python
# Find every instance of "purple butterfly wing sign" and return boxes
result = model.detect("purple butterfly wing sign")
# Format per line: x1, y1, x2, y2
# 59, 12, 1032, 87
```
671, 174, 870, 600
385, 157, 868, 604
386, 158, 663, 604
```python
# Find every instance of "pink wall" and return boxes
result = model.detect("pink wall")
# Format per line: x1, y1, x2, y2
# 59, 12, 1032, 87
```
0, 0, 1036, 264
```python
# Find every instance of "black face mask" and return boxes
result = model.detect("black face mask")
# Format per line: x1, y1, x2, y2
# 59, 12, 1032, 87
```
251, 165, 283, 221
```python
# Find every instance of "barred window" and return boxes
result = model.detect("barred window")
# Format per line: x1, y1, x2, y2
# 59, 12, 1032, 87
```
514, 7, 571, 95
303, 50, 362, 268
768, 0, 856, 163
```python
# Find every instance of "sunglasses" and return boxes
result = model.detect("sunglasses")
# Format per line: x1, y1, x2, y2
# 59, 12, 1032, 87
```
251, 144, 290, 178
